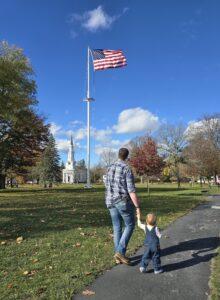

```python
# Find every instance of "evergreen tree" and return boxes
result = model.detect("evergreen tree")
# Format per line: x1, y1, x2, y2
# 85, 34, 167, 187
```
60, 161, 65, 170
39, 134, 61, 187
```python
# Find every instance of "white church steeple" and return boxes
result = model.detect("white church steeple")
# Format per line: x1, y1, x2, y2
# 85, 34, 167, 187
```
66, 135, 75, 170
62, 135, 87, 184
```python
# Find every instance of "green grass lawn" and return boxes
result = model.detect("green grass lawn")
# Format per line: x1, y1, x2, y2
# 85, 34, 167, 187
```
209, 248, 220, 300
0, 183, 206, 299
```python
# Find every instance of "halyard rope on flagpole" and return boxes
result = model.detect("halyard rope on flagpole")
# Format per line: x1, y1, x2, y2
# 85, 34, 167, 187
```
84, 46, 94, 188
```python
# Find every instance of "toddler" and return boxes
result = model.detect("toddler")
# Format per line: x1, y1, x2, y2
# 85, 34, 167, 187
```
137, 213, 163, 274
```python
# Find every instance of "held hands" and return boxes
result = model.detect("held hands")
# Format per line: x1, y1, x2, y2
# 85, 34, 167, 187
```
136, 207, 141, 220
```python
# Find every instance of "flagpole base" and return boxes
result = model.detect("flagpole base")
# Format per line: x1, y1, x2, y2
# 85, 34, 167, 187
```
84, 184, 93, 189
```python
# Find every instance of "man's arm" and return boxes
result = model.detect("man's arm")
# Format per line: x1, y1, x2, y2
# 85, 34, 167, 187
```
129, 192, 141, 218
125, 167, 141, 218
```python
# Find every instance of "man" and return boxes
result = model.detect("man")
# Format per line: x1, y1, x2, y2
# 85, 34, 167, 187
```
105, 148, 141, 265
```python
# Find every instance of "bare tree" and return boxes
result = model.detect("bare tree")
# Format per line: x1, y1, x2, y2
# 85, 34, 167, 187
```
99, 148, 117, 168
90, 164, 105, 183
158, 123, 187, 188
185, 114, 220, 184
202, 114, 220, 149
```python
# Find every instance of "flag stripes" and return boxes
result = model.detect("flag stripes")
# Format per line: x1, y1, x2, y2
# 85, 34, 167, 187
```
91, 49, 127, 71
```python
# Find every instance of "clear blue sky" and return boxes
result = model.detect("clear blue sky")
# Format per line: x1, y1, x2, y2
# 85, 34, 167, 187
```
1, 0, 219, 164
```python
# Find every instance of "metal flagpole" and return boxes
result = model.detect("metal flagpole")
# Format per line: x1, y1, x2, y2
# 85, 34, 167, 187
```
85, 47, 94, 188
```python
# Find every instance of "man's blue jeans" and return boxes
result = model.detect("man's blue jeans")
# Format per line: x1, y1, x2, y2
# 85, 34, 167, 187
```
109, 200, 135, 255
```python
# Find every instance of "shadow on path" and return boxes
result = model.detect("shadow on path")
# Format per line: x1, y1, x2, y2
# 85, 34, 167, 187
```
130, 237, 219, 270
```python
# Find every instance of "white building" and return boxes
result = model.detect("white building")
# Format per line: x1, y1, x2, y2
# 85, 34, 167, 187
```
62, 136, 87, 184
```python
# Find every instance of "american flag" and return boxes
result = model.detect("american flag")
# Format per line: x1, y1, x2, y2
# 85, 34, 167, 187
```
91, 49, 127, 71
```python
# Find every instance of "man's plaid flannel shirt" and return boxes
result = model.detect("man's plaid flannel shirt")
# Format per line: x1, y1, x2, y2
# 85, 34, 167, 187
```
104, 159, 136, 208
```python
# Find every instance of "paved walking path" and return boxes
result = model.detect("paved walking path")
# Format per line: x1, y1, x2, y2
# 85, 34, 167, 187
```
74, 196, 220, 300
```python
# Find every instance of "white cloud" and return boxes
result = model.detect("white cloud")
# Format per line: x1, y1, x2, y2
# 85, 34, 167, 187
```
70, 120, 83, 127
50, 122, 62, 136
95, 145, 117, 156
185, 118, 220, 139
83, 6, 115, 32
56, 139, 82, 153
94, 138, 131, 157
70, 5, 128, 32
70, 30, 78, 39
75, 128, 87, 140
122, 7, 129, 14
113, 107, 160, 134
111, 139, 121, 146
56, 139, 70, 152
185, 120, 203, 137
93, 127, 112, 142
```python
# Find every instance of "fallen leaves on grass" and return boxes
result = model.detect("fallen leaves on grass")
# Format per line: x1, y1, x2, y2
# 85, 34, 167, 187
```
7, 283, 13, 289
23, 270, 37, 277
82, 289, 95, 296
74, 242, 81, 248
85, 271, 92, 276
16, 236, 23, 244
23, 271, 29, 275
1, 241, 7, 245
36, 287, 47, 295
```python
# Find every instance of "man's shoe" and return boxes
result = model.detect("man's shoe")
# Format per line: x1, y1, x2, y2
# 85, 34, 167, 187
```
139, 267, 147, 273
154, 268, 163, 274
114, 253, 130, 265
115, 257, 121, 264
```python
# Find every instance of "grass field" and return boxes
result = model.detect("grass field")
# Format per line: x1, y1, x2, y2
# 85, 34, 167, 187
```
209, 247, 220, 300
0, 183, 211, 299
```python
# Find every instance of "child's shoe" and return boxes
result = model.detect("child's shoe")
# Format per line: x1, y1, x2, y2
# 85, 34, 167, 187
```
154, 268, 163, 274
139, 267, 147, 273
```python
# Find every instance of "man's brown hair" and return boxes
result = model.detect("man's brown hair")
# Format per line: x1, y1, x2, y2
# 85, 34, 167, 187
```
118, 148, 129, 161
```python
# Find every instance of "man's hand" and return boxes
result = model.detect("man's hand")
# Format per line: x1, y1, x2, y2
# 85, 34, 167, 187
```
136, 207, 141, 220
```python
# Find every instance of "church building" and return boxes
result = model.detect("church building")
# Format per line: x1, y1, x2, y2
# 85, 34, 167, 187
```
62, 136, 87, 184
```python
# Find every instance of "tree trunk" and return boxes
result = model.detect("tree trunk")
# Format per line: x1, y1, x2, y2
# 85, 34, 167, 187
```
200, 176, 203, 188
10, 176, 13, 188
147, 177, 150, 195
214, 172, 217, 185
177, 176, 181, 189
191, 177, 194, 187
0, 174, 6, 189
140, 176, 143, 184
